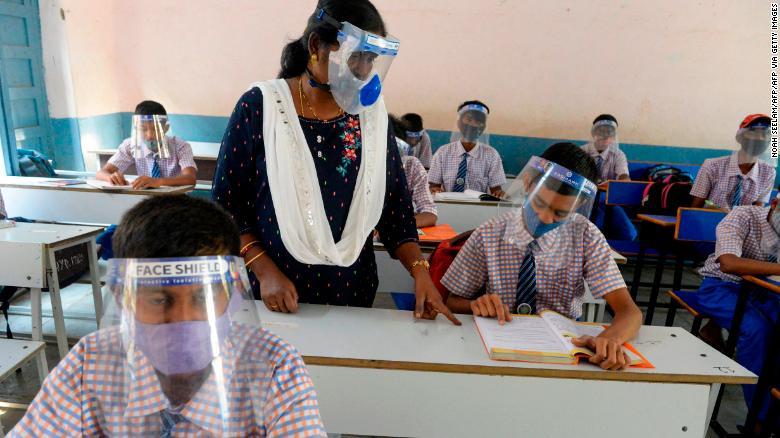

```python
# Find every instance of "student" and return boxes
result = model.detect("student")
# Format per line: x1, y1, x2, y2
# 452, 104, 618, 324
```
401, 113, 433, 168
9, 196, 326, 436
582, 114, 629, 182
690, 114, 776, 210
674, 200, 780, 424
443, 142, 642, 370
391, 115, 437, 227
96, 100, 197, 189
428, 101, 506, 197
584, 114, 637, 241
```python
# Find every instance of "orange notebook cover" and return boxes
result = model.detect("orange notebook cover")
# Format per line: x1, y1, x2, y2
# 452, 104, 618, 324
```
418, 224, 458, 242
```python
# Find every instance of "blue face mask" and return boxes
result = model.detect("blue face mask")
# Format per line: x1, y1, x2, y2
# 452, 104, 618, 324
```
522, 203, 566, 238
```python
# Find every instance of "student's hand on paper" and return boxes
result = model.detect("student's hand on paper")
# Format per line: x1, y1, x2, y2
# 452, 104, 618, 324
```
132, 176, 162, 189
430, 185, 443, 195
490, 189, 506, 199
470, 294, 512, 325
413, 274, 461, 325
571, 334, 631, 370
109, 171, 128, 186
259, 269, 299, 313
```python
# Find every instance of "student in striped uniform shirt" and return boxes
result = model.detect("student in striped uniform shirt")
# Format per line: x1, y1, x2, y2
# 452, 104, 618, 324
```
690, 114, 776, 210
96, 100, 197, 190
443, 143, 642, 370
674, 199, 780, 426
9, 196, 326, 437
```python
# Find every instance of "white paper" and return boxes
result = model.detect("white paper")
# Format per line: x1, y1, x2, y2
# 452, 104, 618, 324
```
434, 190, 485, 201
475, 316, 567, 353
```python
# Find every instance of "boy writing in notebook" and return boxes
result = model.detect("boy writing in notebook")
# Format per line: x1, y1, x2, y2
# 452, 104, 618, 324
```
9, 196, 326, 436
674, 197, 780, 424
444, 142, 642, 370
96, 100, 197, 189
690, 114, 776, 210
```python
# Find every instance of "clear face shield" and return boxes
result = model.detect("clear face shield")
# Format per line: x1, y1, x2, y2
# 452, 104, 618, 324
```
327, 20, 399, 115
501, 156, 598, 239
98, 256, 267, 435
450, 104, 490, 146
405, 129, 425, 147
591, 120, 619, 153
735, 123, 776, 166
131, 114, 171, 159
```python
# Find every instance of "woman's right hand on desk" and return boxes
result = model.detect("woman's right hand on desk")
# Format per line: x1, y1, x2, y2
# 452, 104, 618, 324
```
259, 268, 299, 313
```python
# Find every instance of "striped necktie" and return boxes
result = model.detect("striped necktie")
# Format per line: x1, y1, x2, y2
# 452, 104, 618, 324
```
160, 410, 186, 437
768, 253, 778, 263
514, 242, 538, 315
453, 153, 468, 192
731, 177, 743, 208
595, 155, 604, 179
151, 155, 162, 179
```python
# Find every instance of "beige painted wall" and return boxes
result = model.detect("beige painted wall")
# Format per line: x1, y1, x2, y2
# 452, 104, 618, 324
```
47, 0, 770, 148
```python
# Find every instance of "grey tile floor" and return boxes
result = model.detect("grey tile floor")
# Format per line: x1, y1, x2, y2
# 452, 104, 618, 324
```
0, 265, 752, 436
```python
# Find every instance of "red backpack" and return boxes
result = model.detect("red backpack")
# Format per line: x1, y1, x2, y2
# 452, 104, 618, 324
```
428, 229, 475, 301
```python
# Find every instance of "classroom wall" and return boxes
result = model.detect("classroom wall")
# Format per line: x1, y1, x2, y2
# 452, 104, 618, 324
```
40, 0, 773, 174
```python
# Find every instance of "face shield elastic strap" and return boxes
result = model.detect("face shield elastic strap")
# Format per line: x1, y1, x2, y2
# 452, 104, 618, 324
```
305, 9, 345, 91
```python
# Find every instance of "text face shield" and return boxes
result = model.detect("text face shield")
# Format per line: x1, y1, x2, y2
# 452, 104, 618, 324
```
131, 115, 171, 159
591, 120, 619, 153
329, 22, 399, 115
736, 124, 776, 167
501, 156, 598, 238
98, 256, 268, 436
450, 104, 490, 146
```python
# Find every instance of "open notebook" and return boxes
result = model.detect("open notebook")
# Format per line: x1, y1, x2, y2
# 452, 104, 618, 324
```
435, 190, 502, 202
475, 310, 653, 368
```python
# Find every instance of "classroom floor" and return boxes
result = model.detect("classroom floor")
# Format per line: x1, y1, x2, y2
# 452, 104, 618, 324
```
0, 265, 750, 436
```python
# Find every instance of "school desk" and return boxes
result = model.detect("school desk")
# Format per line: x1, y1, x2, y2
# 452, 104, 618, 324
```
0, 176, 193, 224
0, 222, 103, 358
0, 338, 48, 435
90, 141, 219, 182
244, 303, 755, 438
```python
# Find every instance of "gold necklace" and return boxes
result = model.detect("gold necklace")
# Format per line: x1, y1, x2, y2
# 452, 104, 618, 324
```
298, 77, 343, 121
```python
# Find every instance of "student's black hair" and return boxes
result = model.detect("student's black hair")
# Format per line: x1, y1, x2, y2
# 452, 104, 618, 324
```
401, 113, 424, 131
592, 114, 618, 126
458, 100, 490, 114
113, 196, 240, 258
527, 142, 598, 197
134, 100, 167, 116
388, 114, 408, 139
278, 0, 386, 79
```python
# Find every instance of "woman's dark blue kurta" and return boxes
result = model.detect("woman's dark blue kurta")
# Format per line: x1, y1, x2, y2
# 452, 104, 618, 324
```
213, 87, 418, 306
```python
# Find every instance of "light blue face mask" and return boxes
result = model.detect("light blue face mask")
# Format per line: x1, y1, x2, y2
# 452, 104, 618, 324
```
522, 203, 567, 238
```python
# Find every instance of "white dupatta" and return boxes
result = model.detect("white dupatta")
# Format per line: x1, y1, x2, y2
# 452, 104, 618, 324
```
250, 79, 387, 266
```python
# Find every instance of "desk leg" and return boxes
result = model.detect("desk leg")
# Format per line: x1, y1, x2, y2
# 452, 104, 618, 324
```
46, 248, 69, 359
644, 249, 667, 325
35, 348, 49, 384
665, 256, 686, 327
30, 288, 42, 342
87, 239, 103, 326
630, 242, 646, 301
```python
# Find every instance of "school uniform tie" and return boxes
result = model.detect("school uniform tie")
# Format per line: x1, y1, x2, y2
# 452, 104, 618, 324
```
514, 242, 538, 315
768, 253, 778, 263
160, 410, 186, 437
453, 153, 468, 192
151, 154, 162, 179
731, 177, 743, 208
595, 155, 604, 179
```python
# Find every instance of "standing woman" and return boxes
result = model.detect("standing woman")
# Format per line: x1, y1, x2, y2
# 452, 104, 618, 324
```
212, 0, 458, 324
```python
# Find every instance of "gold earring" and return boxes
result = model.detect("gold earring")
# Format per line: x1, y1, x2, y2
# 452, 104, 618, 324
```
310, 53, 318, 64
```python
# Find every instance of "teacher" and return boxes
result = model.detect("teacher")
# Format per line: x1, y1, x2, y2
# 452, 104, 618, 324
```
212, 0, 458, 324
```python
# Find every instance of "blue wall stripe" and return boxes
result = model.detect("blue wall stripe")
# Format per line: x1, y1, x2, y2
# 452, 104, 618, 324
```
50, 112, 778, 185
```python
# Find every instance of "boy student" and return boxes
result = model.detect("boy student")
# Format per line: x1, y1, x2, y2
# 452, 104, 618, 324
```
674, 199, 780, 424
428, 100, 507, 198
443, 142, 642, 370
401, 113, 433, 168
9, 196, 326, 437
690, 114, 776, 210
96, 100, 197, 189
392, 115, 438, 228
582, 114, 629, 182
